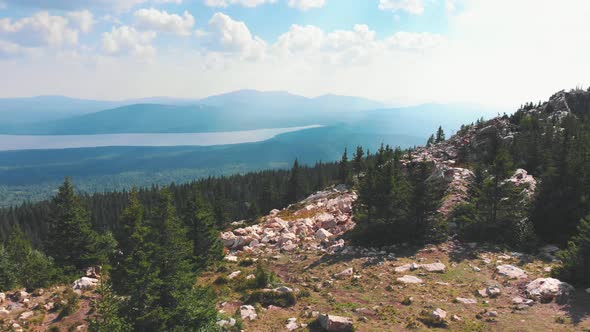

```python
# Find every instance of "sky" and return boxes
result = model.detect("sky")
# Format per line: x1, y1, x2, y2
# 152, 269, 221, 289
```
0, 0, 589, 108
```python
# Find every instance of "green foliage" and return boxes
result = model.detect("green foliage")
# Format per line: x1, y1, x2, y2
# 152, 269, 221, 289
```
246, 289, 297, 308
183, 191, 223, 270
87, 280, 131, 332
553, 214, 590, 286
255, 262, 275, 289
56, 288, 80, 320
435, 126, 445, 143
353, 145, 444, 246
0, 225, 58, 290
45, 177, 103, 271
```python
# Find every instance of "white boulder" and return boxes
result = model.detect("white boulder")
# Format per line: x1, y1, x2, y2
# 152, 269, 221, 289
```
526, 278, 574, 302
240, 305, 258, 321
317, 314, 354, 332
72, 277, 99, 291
496, 265, 527, 279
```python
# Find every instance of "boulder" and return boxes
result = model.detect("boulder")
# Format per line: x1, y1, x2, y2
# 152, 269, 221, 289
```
315, 228, 333, 241
216, 318, 236, 328
394, 264, 413, 273
421, 262, 446, 273
286, 318, 298, 331
317, 314, 354, 332
455, 297, 477, 305
220, 232, 237, 247
223, 255, 238, 262
431, 308, 447, 322
396, 275, 423, 284
228, 271, 241, 280
240, 305, 258, 321
0, 293, 5, 303
525, 278, 574, 302
496, 265, 527, 279
0, 307, 9, 316
334, 268, 353, 280
72, 277, 99, 291
19, 311, 34, 320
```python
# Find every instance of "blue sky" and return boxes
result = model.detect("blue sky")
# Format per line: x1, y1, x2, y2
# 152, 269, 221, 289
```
0, 0, 588, 107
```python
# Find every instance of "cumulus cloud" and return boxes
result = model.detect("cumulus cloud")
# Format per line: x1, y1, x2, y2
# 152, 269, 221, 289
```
134, 8, 194, 36
101, 25, 156, 58
67, 10, 94, 33
204, 0, 276, 8
207, 12, 266, 60
287, 0, 325, 11
378, 0, 424, 14
0, 40, 32, 58
0, 0, 147, 11
274, 23, 443, 65
0, 12, 78, 47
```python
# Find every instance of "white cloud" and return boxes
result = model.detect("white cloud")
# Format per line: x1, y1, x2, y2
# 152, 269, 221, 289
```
0, 40, 32, 58
378, 0, 424, 14
101, 25, 156, 58
134, 8, 194, 36
0, 12, 78, 47
274, 23, 443, 65
207, 12, 266, 60
287, 0, 325, 11
1, 0, 147, 11
204, 0, 276, 8
67, 10, 94, 33
156, 0, 182, 3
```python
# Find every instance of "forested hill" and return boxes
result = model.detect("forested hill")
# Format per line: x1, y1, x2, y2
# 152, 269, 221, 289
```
0, 88, 589, 331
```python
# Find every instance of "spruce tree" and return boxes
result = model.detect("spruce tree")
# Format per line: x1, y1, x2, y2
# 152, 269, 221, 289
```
0, 244, 16, 290
87, 280, 130, 332
286, 159, 303, 203
554, 214, 590, 285
435, 126, 445, 143
45, 178, 100, 271
352, 146, 365, 174
339, 148, 352, 186
184, 191, 223, 270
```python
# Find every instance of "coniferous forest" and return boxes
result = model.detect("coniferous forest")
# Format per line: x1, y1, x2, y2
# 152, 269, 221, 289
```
0, 89, 590, 330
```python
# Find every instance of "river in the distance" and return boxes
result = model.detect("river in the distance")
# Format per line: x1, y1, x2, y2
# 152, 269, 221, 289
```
0, 125, 321, 151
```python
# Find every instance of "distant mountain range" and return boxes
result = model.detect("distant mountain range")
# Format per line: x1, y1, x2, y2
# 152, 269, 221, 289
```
0, 90, 385, 126
0, 90, 500, 135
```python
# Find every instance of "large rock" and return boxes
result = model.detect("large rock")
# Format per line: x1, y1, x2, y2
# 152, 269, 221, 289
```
315, 228, 333, 241
317, 314, 354, 332
72, 277, 99, 291
421, 262, 446, 273
19, 311, 34, 320
0, 307, 9, 316
334, 268, 353, 280
525, 278, 574, 302
455, 297, 477, 304
431, 308, 447, 322
0, 293, 5, 303
240, 305, 258, 321
496, 265, 527, 279
396, 275, 423, 284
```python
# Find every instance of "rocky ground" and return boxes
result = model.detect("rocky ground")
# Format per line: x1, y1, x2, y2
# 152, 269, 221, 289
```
206, 187, 590, 332
0, 273, 99, 331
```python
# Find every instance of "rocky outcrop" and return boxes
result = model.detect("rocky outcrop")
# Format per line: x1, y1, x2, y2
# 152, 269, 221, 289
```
240, 305, 258, 321
221, 187, 356, 254
396, 275, 423, 284
72, 277, 99, 291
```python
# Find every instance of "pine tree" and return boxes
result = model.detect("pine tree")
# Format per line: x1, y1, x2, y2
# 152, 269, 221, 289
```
554, 214, 590, 285
286, 159, 303, 203
426, 134, 435, 146
87, 280, 130, 332
45, 178, 101, 271
6, 225, 57, 289
0, 244, 16, 290
350, 146, 363, 175
435, 126, 445, 143
339, 148, 353, 186
184, 191, 223, 270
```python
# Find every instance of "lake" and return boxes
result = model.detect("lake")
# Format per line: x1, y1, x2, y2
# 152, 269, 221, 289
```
0, 125, 321, 151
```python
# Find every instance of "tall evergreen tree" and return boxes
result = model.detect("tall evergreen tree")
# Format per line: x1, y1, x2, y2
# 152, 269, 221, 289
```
352, 146, 365, 174
45, 178, 101, 271
435, 126, 446, 143
286, 159, 303, 203
339, 148, 353, 186
554, 214, 590, 285
183, 191, 223, 270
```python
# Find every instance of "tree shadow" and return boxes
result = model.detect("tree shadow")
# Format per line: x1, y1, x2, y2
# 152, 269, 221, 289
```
561, 289, 590, 326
